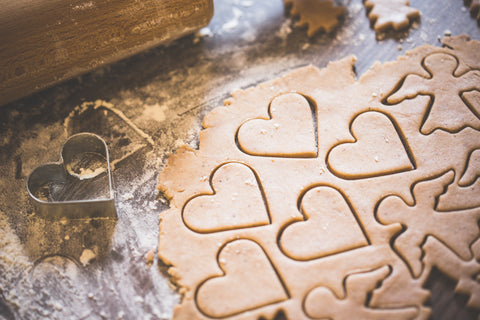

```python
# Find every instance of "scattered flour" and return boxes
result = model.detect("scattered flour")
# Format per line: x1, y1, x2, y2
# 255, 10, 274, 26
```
71, 1, 95, 11
79, 248, 96, 266
240, 1, 253, 7
222, 7, 243, 32
276, 18, 292, 40
142, 103, 168, 123
193, 27, 214, 44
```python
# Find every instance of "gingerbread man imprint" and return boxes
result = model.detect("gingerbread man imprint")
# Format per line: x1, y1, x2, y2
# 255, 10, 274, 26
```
376, 171, 480, 277
387, 53, 480, 134
438, 149, 480, 211
304, 266, 418, 320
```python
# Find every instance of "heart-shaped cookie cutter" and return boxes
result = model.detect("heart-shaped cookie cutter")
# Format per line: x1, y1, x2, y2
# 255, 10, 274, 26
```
27, 133, 116, 219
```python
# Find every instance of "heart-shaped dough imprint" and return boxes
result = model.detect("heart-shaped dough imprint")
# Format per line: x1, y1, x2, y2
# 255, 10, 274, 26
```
279, 186, 368, 260
183, 163, 270, 233
327, 111, 414, 179
196, 239, 288, 318
237, 93, 317, 157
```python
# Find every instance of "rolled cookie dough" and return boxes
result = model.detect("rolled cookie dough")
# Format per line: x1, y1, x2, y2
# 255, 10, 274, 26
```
158, 35, 480, 320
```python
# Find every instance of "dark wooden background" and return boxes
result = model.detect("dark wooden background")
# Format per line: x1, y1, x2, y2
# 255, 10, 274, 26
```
1, 0, 480, 319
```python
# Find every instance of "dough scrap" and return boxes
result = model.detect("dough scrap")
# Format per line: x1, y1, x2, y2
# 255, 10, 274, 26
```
158, 36, 480, 320
364, 0, 420, 33
284, 0, 345, 37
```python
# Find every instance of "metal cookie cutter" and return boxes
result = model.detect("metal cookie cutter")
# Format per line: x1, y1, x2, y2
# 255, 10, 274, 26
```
27, 133, 116, 219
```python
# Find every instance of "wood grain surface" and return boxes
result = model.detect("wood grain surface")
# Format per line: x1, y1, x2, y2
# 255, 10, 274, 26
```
0, 0, 213, 106
0, 0, 480, 319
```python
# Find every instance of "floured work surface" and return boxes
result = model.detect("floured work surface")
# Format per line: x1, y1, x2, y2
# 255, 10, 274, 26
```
158, 35, 480, 320
1, 1, 480, 319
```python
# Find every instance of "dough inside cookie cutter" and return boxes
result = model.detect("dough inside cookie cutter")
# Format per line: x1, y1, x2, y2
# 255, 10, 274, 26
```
27, 133, 116, 219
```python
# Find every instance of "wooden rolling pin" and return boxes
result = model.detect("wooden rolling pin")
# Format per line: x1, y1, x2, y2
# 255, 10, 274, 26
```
0, 0, 213, 106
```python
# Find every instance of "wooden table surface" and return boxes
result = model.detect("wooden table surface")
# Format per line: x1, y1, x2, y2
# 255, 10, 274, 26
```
1, 1, 480, 319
